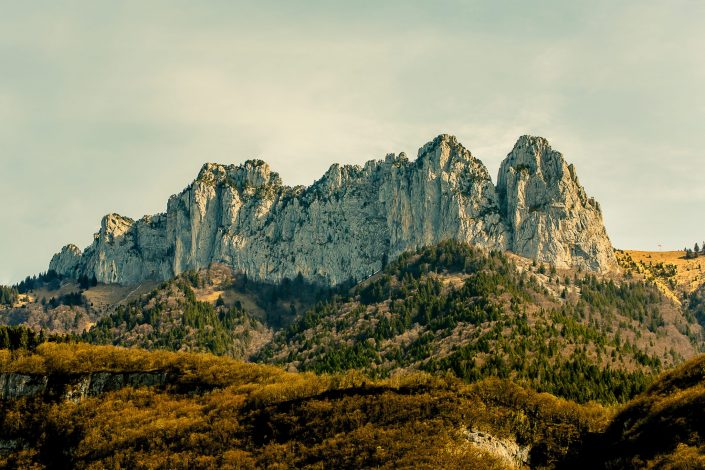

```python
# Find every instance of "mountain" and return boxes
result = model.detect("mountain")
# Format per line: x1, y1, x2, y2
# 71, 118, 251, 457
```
48, 134, 616, 287
3, 132, 705, 467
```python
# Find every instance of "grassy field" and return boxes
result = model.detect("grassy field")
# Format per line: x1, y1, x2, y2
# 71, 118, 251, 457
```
617, 250, 705, 304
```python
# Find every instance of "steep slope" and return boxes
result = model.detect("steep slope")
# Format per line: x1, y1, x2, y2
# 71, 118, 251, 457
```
497, 136, 616, 272
49, 134, 616, 287
616, 249, 705, 304
83, 271, 272, 359
50, 214, 171, 283
258, 241, 702, 404
569, 353, 705, 469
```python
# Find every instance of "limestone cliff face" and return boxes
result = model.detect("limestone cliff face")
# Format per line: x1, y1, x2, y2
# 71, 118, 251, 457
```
163, 135, 506, 285
0, 371, 167, 402
50, 213, 171, 284
48, 244, 82, 278
49, 134, 616, 285
496, 136, 616, 271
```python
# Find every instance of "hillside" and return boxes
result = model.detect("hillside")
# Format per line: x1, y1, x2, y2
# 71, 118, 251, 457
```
82, 276, 272, 359
0, 270, 165, 335
0, 343, 610, 469
4, 239, 703, 408
616, 249, 705, 304
80, 261, 350, 359
258, 241, 702, 404
5, 343, 705, 469
569, 353, 705, 468
0, 272, 103, 335
5, 241, 701, 406
0, 262, 333, 341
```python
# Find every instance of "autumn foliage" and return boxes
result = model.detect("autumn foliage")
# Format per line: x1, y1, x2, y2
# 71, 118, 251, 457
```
0, 344, 610, 469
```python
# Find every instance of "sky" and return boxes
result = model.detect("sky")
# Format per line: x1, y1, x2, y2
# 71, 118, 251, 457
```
1, 0, 704, 284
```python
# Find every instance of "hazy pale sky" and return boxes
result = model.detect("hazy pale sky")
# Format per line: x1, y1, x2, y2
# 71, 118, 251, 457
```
1, 1, 704, 284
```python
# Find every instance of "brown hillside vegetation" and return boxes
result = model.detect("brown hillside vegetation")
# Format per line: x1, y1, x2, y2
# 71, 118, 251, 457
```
0, 279, 159, 335
570, 353, 705, 469
0, 343, 610, 469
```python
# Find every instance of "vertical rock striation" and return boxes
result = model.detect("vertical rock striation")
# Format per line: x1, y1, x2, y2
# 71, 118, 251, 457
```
496, 136, 616, 271
49, 134, 616, 286
50, 213, 171, 285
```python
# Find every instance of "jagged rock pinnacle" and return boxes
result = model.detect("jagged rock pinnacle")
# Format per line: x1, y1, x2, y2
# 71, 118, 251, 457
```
497, 135, 616, 271
49, 134, 616, 285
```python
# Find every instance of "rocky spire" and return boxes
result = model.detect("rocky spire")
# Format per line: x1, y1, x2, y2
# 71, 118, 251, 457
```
496, 135, 617, 271
49, 134, 616, 285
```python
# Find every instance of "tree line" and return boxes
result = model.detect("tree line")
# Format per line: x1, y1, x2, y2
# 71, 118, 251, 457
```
0, 286, 18, 305
684, 241, 705, 259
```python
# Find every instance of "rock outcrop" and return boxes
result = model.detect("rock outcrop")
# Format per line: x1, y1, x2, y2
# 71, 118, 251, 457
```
464, 428, 530, 468
49, 134, 616, 285
50, 213, 171, 285
497, 136, 616, 271
0, 371, 168, 402
48, 244, 82, 278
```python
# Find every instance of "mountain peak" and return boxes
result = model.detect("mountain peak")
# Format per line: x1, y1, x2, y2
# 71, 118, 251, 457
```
504, 135, 562, 174
513, 134, 551, 148
196, 159, 280, 191
497, 135, 616, 271
418, 133, 466, 157
49, 134, 616, 285
415, 134, 484, 177
100, 214, 134, 239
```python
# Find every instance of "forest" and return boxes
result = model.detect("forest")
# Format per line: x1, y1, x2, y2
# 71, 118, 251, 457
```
260, 241, 675, 404
0, 343, 608, 469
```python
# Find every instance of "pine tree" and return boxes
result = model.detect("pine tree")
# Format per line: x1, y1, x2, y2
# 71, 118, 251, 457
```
0, 328, 10, 349
18, 328, 29, 350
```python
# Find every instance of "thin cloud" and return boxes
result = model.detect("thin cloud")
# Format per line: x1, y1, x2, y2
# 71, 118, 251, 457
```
0, 1, 703, 283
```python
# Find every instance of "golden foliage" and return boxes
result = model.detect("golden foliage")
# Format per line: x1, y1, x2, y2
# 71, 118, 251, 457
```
0, 344, 612, 469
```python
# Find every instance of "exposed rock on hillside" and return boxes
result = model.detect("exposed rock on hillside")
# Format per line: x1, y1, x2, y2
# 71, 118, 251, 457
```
50, 134, 616, 286
464, 428, 530, 468
0, 371, 167, 402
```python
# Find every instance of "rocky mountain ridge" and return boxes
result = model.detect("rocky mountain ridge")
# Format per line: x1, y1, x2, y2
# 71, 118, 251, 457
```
50, 134, 616, 286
